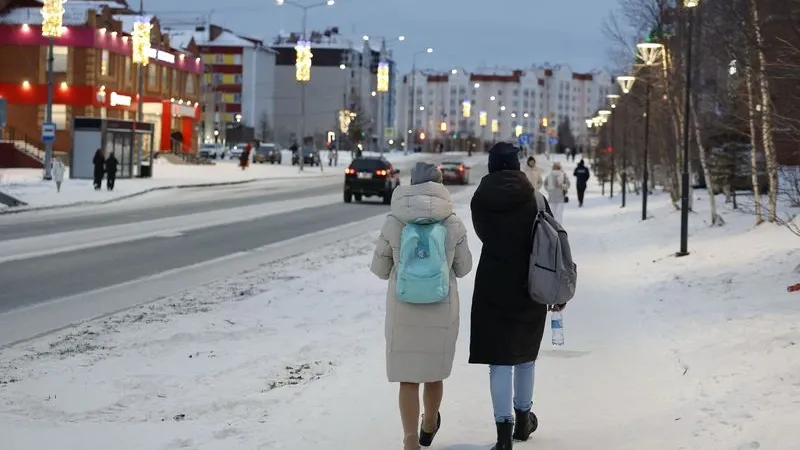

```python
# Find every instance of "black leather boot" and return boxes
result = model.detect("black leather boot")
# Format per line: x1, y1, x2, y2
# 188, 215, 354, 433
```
418, 412, 441, 447
513, 408, 539, 441
491, 421, 514, 450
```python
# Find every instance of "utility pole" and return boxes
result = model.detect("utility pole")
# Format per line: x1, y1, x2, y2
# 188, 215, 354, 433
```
136, 0, 145, 175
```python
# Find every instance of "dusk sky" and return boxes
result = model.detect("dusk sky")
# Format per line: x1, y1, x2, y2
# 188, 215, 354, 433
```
149, 0, 621, 74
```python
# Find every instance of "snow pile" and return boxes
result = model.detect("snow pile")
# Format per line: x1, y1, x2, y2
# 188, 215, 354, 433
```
1, 176, 799, 449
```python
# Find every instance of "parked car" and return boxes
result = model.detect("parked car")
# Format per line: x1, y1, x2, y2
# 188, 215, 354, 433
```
437, 161, 471, 185
228, 143, 248, 160
292, 146, 318, 166
254, 143, 282, 164
198, 143, 225, 159
344, 157, 400, 204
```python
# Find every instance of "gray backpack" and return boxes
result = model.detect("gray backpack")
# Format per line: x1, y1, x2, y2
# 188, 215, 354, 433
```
528, 191, 577, 305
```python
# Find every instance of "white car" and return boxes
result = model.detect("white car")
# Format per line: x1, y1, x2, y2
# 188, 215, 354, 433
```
198, 143, 225, 159
228, 144, 248, 160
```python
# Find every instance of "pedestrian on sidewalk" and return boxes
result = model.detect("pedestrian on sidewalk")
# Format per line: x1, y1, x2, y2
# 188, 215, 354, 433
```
573, 159, 591, 207
522, 156, 543, 191
370, 162, 473, 450
469, 142, 553, 450
52, 158, 65, 193
92, 148, 105, 190
105, 151, 118, 191
544, 161, 570, 224
240, 143, 252, 170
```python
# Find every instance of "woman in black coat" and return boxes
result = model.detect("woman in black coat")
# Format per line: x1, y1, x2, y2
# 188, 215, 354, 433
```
105, 151, 118, 191
470, 142, 552, 450
92, 148, 105, 190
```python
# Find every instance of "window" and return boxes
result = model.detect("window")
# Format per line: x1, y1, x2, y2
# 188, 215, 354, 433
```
234, 74, 243, 84
52, 46, 68, 72
162, 67, 169, 91
186, 75, 195, 94
233, 54, 242, 64
233, 93, 242, 103
148, 64, 157, 87
100, 50, 110, 76
215, 54, 224, 63
51, 104, 68, 129
124, 57, 131, 85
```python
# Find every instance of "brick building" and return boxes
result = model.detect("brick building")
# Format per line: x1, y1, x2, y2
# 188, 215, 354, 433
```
0, 0, 204, 168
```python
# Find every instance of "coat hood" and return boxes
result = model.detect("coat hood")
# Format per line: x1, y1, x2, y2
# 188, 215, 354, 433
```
390, 181, 453, 224
472, 170, 534, 213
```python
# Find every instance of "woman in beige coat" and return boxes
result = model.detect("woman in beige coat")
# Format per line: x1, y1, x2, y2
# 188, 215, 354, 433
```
371, 162, 473, 450
522, 156, 543, 191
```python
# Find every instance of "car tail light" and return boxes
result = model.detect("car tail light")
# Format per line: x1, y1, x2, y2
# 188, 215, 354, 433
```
345, 168, 356, 175
376, 169, 388, 177
458, 165, 465, 172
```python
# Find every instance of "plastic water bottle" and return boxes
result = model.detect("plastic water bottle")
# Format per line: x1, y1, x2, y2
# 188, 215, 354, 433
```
551, 311, 564, 347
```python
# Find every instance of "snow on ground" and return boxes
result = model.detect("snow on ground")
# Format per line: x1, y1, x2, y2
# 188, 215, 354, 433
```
1, 163, 799, 450
0, 150, 429, 211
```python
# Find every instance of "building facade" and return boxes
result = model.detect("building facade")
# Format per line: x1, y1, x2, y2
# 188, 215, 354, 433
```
170, 25, 276, 145
396, 65, 612, 151
270, 30, 389, 149
0, 0, 203, 165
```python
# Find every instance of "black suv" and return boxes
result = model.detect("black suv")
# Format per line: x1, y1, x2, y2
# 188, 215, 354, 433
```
344, 157, 400, 204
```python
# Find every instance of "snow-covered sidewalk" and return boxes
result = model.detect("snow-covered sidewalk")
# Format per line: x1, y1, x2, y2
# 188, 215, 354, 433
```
0, 150, 430, 212
1, 175, 799, 449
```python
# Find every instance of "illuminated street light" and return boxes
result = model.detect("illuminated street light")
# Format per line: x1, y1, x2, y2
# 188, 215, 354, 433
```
295, 40, 312, 82
607, 94, 620, 108
440, 121, 447, 132
585, 118, 594, 129
617, 75, 636, 94
377, 61, 389, 92
479, 111, 487, 127
598, 110, 612, 117
462, 100, 471, 118
41, 0, 66, 180
636, 42, 665, 67
491, 119, 499, 133
515, 125, 523, 137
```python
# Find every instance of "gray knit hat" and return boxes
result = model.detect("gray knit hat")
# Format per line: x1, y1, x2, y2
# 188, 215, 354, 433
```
410, 162, 443, 185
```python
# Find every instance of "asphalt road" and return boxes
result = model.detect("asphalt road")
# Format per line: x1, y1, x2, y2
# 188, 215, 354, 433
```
0, 161, 488, 314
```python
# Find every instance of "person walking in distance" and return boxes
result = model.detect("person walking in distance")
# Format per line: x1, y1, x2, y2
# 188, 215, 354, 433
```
105, 151, 118, 191
92, 148, 105, 190
573, 159, 591, 207
370, 162, 473, 450
52, 158, 65, 193
522, 156, 543, 191
544, 161, 570, 223
470, 142, 556, 450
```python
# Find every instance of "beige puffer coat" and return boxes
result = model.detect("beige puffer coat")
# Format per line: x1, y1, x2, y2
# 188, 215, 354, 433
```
370, 182, 473, 383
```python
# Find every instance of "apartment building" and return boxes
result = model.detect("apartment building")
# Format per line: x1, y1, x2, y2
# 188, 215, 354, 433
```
0, 0, 203, 165
168, 24, 276, 144
396, 65, 612, 150
270, 29, 391, 148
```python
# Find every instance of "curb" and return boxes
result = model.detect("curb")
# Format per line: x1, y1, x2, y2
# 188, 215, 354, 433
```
0, 174, 339, 215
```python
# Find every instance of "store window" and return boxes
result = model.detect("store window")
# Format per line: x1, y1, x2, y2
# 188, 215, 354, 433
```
148, 64, 157, 87
51, 46, 68, 72
101, 50, 110, 76
51, 105, 68, 129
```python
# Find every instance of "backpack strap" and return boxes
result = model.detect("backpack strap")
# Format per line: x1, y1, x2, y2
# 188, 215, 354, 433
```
532, 190, 547, 214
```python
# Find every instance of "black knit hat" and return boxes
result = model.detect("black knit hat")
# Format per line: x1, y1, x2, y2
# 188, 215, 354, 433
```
488, 142, 521, 173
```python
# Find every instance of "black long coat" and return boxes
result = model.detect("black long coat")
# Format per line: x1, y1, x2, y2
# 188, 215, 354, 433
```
469, 169, 551, 366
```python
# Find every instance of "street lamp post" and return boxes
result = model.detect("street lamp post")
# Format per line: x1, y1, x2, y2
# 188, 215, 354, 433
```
404, 48, 432, 155
276, 0, 335, 171
364, 35, 404, 155
598, 109, 612, 195
678, 0, 700, 257
132, 1, 150, 177
631, 42, 665, 221
607, 93, 620, 200
40, 0, 66, 180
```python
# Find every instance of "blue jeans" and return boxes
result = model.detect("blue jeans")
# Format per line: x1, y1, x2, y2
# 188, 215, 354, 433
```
489, 361, 535, 423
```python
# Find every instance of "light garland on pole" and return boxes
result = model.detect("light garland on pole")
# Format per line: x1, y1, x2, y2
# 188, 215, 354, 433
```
491, 119, 499, 134
376, 62, 389, 93
479, 111, 487, 127
462, 100, 471, 118
295, 40, 312, 83
132, 16, 152, 66
41, 0, 66, 37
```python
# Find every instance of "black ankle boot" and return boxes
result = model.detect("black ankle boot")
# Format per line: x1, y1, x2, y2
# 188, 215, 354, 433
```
513, 408, 538, 441
491, 421, 514, 450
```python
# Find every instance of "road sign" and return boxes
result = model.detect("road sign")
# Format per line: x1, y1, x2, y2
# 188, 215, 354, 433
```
517, 133, 532, 147
589, 136, 599, 148
384, 127, 394, 138
0, 98, 6, 127
42, 122, 57, 143
548, 136, 559, 146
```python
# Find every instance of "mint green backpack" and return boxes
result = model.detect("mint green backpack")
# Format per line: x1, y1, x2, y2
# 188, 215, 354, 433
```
395, 221, 450, 304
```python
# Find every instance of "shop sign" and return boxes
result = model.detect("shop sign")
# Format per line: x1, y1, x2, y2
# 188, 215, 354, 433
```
171, 103, 196, 117
110, 92, 132, 107
146, 48, 176, 64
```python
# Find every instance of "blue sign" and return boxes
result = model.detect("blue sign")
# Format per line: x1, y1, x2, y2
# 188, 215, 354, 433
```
0, 98, 6, 127
42, 122, 57, 143
548, 137, 559, 146
517, 133, 532, 146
